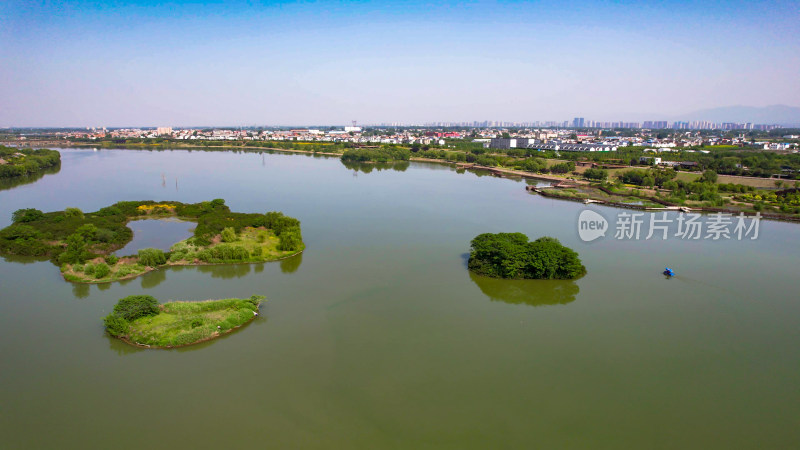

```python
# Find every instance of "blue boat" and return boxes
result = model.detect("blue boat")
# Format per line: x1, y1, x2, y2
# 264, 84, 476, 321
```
663, 267, 675, 277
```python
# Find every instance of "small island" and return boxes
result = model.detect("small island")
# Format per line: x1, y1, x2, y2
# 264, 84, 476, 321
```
0, 199, 304, 283
468, 233, 586, 279
104, 295, 264, 348
0, 146, 61, 178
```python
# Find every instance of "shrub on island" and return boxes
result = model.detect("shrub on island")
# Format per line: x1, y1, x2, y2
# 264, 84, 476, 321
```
468, 233, 586, 279
138, 248, 167, 267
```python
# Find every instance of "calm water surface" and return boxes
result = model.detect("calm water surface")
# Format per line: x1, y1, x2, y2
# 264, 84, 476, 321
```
1, 148, 798, 449
114, 218, 194, 256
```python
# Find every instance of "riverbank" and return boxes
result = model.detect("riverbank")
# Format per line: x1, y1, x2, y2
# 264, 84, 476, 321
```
61, 247, 304, 284
24, 143, 800, 221
528, 183, 800, 222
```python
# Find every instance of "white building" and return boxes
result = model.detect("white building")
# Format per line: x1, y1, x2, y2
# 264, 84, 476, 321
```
640, 156, 662, 165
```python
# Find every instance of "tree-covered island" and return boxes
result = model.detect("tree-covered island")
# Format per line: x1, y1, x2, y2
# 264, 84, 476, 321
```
104, 294, 264, 348
468, 233, 586, 279
0, 146, 61, 178
0, 199, 304, 283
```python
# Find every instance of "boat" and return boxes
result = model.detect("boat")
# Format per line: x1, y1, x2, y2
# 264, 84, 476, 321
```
663, 267, 675, 277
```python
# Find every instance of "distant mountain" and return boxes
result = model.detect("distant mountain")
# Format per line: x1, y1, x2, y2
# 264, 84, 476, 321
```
673, 104, 800, 125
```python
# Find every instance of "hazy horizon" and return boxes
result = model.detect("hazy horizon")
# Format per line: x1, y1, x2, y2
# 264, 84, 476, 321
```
2, 0, 799, 127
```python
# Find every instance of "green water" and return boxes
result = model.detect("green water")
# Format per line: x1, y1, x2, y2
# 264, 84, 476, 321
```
1, 148, 798, 449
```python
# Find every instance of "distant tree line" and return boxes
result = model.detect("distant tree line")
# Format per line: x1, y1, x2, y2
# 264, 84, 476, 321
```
341, 147, 411, 163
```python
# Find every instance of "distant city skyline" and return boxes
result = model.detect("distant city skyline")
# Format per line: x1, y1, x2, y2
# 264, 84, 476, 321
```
2, 0, 798, 127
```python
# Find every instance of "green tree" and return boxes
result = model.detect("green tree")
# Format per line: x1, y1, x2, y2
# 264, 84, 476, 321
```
103, 314, 129, 337
138, 248, 166, 267
699, 170, 718, 183
94, 262, 110, 279
220, 227, 237, 242
278, 228, 302, 251
58, 233, 90, 264
583, 168, 608, 180
550, 162, 575, 174
112, 295, 160, 321
468, 233, 585, 280
95, 228, 115, 243
74, 224, 98, 240
64, 207, 84, 219
12, 208, 44, 223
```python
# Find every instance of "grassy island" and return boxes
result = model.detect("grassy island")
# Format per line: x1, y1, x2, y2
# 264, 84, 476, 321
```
468, 233, 586, 280
104, 295, 264, 348
0, 199, 304, 283
0, 146, 61, 178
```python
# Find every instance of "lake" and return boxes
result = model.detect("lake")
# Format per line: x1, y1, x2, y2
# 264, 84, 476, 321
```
1, 148, 798, 448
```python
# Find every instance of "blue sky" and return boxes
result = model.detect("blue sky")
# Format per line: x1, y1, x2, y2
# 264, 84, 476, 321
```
1, 0, 798, 126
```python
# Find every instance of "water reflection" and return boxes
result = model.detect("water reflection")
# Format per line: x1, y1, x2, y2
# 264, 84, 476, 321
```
0, 254, 48, 265
469, 271, 579, 307
114, 218, 194, 256
97, 282, 111, 291
0, 163, 61, 191
197, 263, 252, 279
173, 315, 268, 353
525, 178, 552, 187
279, 253, 303, 274
341, 160, 410, 174
72, 283, 90, 299
106, 335, 145, 356
141, 268, 167, 289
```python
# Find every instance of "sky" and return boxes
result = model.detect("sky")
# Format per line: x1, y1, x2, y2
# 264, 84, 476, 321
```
1, 0, 799, 127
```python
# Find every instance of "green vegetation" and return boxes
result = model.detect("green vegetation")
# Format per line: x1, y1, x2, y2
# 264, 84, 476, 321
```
0, 146, 61, 178
468, 233, 586, 280
612, 168, 765, 207
583, 167, 608, 180
341, 147, 411, 163
341, 160, 410, 173
549, 161, 576, 174
138, 248, 167, 266
103, 295, 264, 348
0, 200, 304, 283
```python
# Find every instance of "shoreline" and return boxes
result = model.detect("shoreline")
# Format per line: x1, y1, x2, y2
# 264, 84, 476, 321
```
529, 185, 800, 222
14, 142, 800, 222
64, 249, 304, 284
